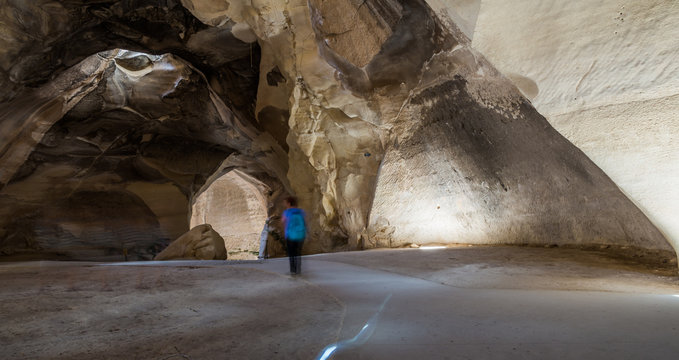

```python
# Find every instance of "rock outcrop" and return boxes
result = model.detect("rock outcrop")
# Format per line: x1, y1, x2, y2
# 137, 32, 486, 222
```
155, 224, 227, 260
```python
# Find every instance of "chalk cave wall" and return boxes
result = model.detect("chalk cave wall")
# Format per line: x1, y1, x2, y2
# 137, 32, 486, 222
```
0, 0, 675, 263
469, 0, 679, 258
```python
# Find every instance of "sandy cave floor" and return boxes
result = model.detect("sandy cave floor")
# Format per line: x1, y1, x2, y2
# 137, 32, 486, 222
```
0, 263, 344, 359
1, 246, 679, 359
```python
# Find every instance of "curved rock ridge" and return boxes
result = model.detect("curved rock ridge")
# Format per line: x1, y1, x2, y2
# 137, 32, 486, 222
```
0, 0, 674, 264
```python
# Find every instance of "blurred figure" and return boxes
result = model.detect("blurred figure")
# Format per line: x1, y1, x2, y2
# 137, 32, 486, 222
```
258, 217, 272, 260
282, 196, 306, 275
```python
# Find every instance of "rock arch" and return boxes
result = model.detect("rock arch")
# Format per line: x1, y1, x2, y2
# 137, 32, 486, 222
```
190, 170, 269, 259
0, 1, 288, 260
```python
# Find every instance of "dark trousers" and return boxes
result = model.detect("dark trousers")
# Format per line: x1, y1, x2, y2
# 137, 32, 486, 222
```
286, 239, 304, 274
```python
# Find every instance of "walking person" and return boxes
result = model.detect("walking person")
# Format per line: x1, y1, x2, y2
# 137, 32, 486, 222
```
282, 196, 306, 275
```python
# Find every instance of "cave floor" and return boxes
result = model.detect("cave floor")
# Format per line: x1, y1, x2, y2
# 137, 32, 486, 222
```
1, 246, 679, 359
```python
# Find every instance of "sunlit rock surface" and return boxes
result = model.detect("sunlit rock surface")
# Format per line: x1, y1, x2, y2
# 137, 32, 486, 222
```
0, 0, 675, 263
471, 0, 679, 256
154, 224, 227, 260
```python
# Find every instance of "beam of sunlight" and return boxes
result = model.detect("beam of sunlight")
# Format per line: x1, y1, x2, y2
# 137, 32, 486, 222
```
316, 294, 393, 360
419, 246, 446, 250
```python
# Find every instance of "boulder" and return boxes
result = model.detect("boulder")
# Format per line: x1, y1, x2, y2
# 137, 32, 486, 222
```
155, 224, 227, 260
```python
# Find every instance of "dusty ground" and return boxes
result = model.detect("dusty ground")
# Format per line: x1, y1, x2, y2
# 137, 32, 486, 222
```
1, 246, 678, 360
324, 245, 679, 293
0, 262, 343, 360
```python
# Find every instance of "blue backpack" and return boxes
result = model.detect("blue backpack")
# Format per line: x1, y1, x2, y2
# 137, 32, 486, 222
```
285, 209, 306, 241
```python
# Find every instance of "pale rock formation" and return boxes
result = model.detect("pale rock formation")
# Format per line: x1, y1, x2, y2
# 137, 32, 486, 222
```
472, 0, 679, 254
191, 170, 269, 259
179, 0, 673, 259
181, 0, 389, 252
154, 224, 227, 260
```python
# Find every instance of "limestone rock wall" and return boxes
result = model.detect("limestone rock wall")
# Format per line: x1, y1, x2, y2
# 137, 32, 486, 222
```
0, 0, 674, 263
181, 0, 390, 252
424, 0, 482, 39
472, 0, 679, 254
179, 0, 674, 261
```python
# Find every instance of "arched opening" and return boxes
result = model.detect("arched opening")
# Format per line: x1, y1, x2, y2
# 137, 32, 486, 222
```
0, 48, 261, 260
0, 4, 294, 259
191, 170, 269, 260
0, 1, 299, 261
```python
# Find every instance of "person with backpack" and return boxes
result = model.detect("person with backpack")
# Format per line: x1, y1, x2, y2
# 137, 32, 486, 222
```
282, 196, 306, 275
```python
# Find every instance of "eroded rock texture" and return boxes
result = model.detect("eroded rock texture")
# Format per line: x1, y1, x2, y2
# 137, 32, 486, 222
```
154, 223, 227, 260
0, 0, 674, 263
191, 170, 269, 259
472, 0, 679, 256
0, 1, 287, 260
194, 0, 672, 257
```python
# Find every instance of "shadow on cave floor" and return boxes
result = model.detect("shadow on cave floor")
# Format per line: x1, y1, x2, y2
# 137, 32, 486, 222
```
305, 245, 679, 291
2, 247, 679, 360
